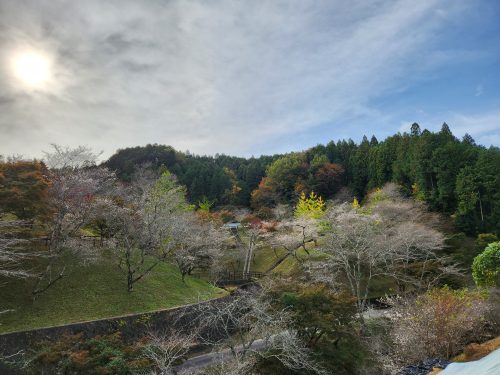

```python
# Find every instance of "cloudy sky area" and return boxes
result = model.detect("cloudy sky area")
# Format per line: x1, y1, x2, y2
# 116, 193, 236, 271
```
1, 0, 499, 159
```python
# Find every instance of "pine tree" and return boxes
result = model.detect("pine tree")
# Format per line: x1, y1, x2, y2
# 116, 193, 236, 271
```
410, 122, 421, 137
462, 133, 476, 145
351, 136, 371, 198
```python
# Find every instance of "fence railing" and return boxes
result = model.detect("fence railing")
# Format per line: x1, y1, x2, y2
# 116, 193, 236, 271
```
191, 270, 265, 283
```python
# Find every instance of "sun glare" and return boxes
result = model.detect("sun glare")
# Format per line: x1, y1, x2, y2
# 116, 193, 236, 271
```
11, 51, 51, 88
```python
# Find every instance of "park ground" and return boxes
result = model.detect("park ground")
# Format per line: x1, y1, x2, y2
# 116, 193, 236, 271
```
0, 251, 225, 333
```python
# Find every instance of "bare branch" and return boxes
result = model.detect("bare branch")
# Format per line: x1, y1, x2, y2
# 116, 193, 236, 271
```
308, 200, 455, 323
142, 330, 196, 374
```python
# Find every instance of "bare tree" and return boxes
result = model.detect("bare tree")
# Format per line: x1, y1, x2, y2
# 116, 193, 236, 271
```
0, 220, 31, 280
372, 199, 461, 290
192, 289, 327, 374
142, 330, 196, 375
384, 288, 491, 366
195, 354, 256, 375
265, 217, 318, 273
0, 220, 39, 314
171, 213, 227, 282
272, 204, 292, 220
31, 145, 115, 297
43, 144, 102, 170
371, 198, 441, 230
309, 205, 382, 320
309, 201, 451, 322
98, 199, 161, 292
44, 145, 115, 253
100, 200, 173, 293
100, 171, 201, 291
382, 221, 460, 291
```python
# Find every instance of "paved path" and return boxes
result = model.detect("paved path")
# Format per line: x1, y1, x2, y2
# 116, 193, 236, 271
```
174, 338, 267, 374
362, 307, 391, 319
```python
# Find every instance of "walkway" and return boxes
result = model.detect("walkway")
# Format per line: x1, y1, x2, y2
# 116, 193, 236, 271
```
174, 338, 267, 374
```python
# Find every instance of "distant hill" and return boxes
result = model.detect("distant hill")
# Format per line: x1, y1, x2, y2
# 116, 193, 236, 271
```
104, 124, 499, 236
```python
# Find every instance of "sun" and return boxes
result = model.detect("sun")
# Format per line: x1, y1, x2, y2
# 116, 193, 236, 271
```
11, 50, 52, 88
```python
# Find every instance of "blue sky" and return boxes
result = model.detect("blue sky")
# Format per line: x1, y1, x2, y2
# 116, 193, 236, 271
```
254, 0, 500, 155
0, 0, 499, 159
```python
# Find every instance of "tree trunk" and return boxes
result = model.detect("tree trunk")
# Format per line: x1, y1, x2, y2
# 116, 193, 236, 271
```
478, 193, 484, 222
127, 271, 134, 292
265, 252, 290, 274
31, 262, 65, 300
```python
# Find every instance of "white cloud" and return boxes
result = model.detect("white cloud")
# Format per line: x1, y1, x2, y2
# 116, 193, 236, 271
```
0, 0, 479, 158
475, 84, 483, 97
399, 110, 500, 147
449, 110, 500, 146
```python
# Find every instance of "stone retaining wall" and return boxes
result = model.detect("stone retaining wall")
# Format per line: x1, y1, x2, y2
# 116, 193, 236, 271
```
0, 295, 232, 356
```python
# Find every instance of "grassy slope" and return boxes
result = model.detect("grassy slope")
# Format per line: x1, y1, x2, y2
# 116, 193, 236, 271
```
253, 246, 287, 273
0, 252, 226, 334
232, 227, 321, 275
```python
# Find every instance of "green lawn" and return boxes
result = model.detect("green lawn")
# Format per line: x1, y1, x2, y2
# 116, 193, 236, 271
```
252, 245, 287, 273
272, 246, 324, 274
0, 252, 226, 334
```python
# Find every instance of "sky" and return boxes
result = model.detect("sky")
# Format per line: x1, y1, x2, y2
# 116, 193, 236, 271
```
1, 0, 499, 160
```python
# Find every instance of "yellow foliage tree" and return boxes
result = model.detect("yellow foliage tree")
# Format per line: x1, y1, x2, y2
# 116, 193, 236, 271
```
295, 191, 325, 219
352, 197, 360, 210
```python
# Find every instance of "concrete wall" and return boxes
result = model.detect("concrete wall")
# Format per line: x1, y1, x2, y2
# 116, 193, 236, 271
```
0, 295, 231, 356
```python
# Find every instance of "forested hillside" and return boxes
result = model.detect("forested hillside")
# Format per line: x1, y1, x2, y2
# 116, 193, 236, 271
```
104, 144, 280, 206
104, 123, 499, 236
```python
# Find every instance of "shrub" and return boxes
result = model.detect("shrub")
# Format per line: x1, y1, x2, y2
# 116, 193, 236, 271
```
472, 241, 500, 287
260, 220, 278, 232
268, 282, 367, 374
218, 209, 235, 223
22, 332, 151, 374
241, 214, 261, 227
388, 287, 490, 364
255, 207, 275, 220
476, 233, 498, 253
366, 187, 385, 205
